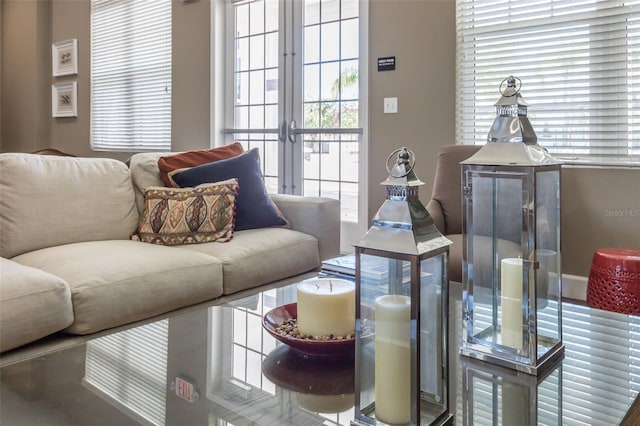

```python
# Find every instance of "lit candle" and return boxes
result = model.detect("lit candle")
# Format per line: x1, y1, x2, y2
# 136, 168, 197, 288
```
374, 295, 411, 424
297, 279, 355, 338
501, 258, 523, 349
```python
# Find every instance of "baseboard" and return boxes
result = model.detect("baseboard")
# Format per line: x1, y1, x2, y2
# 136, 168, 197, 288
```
562, 273, 588, 302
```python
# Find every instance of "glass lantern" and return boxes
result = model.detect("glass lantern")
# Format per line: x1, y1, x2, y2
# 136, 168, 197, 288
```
462, 357, 563, 426
352, 148, 453, 426
459, 76, 564, 375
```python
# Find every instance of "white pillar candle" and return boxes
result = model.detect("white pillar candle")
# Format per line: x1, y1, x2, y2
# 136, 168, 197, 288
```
297, 279, 355, 338
296, 393, 354, 414
374, 295, 411, 424
501, 382, 527, 426
501, 258, 523, 349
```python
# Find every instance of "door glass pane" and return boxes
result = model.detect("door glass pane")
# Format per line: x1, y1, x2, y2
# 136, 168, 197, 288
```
341, 18, 359, 60
304, 25, 320, 63
249, 1, 265, 35
304, 64, 320, 102
321, 0, 340, 22
249, 35, 265, 69
320, 21, 340, 62
302, 0, 360, 222
236, 4, 249, 37
305, 0, 320, 25
249, 70, 265, 104
265, 32, 279, 68
341, 0, 358, 19
320, 62, 340, 101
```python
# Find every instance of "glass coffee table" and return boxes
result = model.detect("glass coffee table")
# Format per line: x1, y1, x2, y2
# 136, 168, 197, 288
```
1, 277, 639, 426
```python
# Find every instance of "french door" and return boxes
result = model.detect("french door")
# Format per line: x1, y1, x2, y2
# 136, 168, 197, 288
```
222, 0, 368, 252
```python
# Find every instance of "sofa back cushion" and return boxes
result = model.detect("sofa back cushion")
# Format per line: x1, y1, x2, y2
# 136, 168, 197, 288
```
129, 152, 166, 215
0, 153, 139, 258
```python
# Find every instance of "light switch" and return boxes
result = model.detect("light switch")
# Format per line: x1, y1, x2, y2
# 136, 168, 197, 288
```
384, 97, 398, 114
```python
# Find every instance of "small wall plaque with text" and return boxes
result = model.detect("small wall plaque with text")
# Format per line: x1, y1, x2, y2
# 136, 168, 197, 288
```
378, 56, 396, 72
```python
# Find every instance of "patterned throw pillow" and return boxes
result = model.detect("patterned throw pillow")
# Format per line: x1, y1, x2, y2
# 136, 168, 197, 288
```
135, 179, 239, 245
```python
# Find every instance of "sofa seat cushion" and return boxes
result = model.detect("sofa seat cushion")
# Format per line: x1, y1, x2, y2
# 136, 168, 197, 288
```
11, 240, 224, 335
0, 258, 73, 352
183, 228, 320, 295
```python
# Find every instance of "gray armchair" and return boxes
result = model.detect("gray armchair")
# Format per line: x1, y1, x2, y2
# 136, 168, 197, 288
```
426, 145, 481, 283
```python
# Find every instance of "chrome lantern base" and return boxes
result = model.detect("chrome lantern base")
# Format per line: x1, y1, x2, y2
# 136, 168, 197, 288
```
460, 341, 565, 376
350, 412, 454, 426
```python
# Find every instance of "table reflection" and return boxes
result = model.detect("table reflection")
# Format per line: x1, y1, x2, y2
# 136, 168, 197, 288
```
462, 357, 562, 426
262, 344, 354, 414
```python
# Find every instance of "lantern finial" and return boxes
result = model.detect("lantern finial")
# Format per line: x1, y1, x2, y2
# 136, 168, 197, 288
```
487, 74, 536, 144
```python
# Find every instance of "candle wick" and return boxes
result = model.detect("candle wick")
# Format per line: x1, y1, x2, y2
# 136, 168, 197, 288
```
330, 280, 333, 292
315, 282, 319, 290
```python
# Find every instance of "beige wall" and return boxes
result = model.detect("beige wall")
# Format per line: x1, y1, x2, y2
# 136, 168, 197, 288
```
1, 0, 211, 161
561, 166, 640, 275
50, 0, 91, 157
368, 0, 456, 219
1, 0, 50, 153
0, 0, 637, 276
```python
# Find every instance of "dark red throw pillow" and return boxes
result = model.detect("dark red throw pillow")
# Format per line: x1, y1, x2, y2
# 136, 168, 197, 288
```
157, 142, 245, 187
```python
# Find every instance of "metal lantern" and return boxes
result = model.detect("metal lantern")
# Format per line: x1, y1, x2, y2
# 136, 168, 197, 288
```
462, 357, 563, 425
459, 76, 564, 375
352, 147, 453, 426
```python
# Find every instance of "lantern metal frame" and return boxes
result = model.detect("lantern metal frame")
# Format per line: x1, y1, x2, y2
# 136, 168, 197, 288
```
459, 76, 564, 376
351, 148, 453, 426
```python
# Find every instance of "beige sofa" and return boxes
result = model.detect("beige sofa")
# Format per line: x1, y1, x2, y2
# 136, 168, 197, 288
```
0, 153, 340, 354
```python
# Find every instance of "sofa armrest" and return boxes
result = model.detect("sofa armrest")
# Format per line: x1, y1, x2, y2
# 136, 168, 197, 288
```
426, 198, 447, 234
270, 194, 340, 261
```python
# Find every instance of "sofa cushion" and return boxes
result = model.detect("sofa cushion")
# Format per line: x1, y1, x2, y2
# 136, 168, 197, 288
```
129, 152, 167, 215
0, 258, 74, 352
157, 142, 245, 186
136, 180, 239, 245
0, 153, 139, 258
183, 227, 320, 295
170, 148, 288, 231
11, 240, 224, 335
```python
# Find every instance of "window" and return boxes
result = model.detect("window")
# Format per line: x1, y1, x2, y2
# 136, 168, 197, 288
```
91, 0, 172, 152
456, 0, 640, 165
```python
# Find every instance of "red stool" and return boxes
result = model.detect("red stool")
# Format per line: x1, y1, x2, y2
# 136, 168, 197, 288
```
587, 248, 640, 315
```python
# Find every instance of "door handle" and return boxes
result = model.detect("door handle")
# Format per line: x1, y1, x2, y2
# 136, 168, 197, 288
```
278, 120, 287, 143
288, 119, 297, 144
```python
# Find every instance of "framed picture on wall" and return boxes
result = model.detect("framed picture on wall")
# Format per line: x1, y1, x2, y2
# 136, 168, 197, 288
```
52, 39, 78, 76
52, 82, 77, 117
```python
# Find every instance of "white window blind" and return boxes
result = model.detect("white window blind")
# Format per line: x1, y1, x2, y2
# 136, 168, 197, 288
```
91, 0, 172, 152
82, 320, 169, 426
456, 0, 640, 165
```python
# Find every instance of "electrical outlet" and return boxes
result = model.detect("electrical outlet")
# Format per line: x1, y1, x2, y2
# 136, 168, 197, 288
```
384, 97, 398, 114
